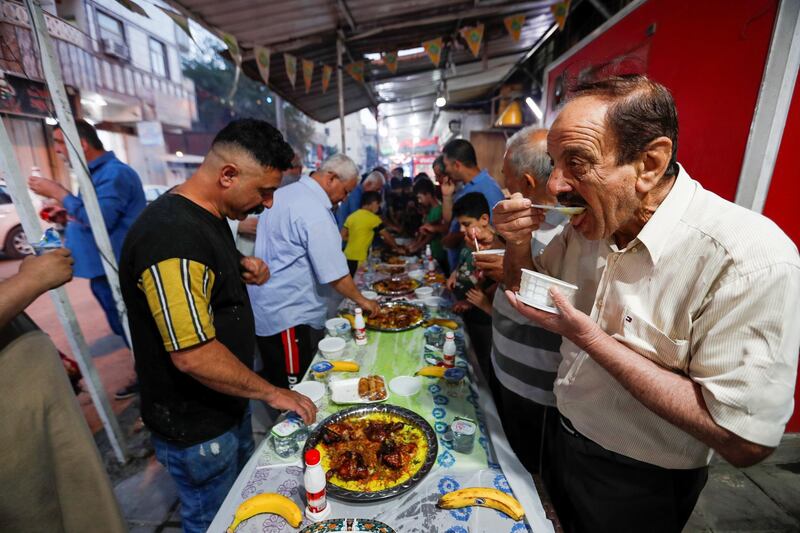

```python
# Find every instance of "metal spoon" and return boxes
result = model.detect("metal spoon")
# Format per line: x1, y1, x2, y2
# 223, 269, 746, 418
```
531, 204, 587, 216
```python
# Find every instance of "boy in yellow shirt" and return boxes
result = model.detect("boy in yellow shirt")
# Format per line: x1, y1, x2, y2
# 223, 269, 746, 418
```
342, 191, 403, 276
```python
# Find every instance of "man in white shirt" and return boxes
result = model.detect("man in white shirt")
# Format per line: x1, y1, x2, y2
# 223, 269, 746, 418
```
495, 75, 800, 533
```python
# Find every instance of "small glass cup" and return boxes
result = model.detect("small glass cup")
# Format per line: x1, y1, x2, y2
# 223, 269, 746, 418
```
451, 416, 476, 454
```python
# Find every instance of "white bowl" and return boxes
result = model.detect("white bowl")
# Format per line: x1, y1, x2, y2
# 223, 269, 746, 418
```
325, 317, 350, 337
291, 380, 326, 407
318, 336, 346, 360
472, 248, 506, 256
361, 290, 378, 300
414, 286, 434, 299
408, 269, 425, 281
517, 269, 579, 314
389, 376, 422, 397
423, 296, 444, 311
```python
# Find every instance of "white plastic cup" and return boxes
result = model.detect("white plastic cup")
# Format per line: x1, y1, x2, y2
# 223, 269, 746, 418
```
318, 336, 346, 359
414, 286, 434, 299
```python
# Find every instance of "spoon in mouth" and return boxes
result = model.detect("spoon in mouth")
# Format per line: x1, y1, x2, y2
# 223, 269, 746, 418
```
531, 204, 587, 216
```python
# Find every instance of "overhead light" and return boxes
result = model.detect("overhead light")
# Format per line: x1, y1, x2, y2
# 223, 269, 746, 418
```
526, 97, 543, 122
435, 96, 447, 108
266, 96, 273, 104
175, 150, 184, 157
398, 47, 424, 57
45, 117, 58, 126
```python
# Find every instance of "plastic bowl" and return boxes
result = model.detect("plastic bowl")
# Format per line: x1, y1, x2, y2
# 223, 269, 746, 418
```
517, 268, 579, 314
291, 380, 326, 407
361, 290, 378, 300
318, 336, 347, 360
408, 269, 425, 281
414, 286, 434, 299
325, 317, 350, 337
389, 376, 422, 397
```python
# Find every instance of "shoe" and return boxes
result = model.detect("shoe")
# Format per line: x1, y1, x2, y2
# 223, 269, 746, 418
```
115, 380, 140, 400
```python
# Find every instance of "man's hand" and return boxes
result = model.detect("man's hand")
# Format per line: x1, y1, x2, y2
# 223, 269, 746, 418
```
240, 256, 269, 285
446, 271, 457, 291
440, 176, 456, 198
419, 223, 435, 235
18, 248, 74, 291
493, 193, 545, 246
505, 288, 604, 350
358, 297, 381, 316
466, 288, 491, 315
452, 300, 472, 313
473, 252, 504, 282
28, 176, 69, 202
265, 387, 317, 425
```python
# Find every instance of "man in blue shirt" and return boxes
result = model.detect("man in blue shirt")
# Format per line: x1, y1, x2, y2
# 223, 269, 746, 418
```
335, 169, 385, 230
248, 154, 380, 388
28, 120, 145, 342
438, 139, 505, 270
29, 120, 145, 399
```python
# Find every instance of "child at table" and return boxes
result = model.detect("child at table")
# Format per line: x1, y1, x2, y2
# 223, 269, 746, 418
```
342, 191, 403, 276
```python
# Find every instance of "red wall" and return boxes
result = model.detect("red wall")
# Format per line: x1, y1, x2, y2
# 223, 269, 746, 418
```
546, 0, 800, 434
546, 0, 777, 200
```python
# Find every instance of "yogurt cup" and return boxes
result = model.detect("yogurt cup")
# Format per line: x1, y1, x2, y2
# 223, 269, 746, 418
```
516, 268, 578, 314
318, 336, 346, 359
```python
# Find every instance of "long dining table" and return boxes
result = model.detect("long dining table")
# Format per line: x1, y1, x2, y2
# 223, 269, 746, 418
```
210, 259, 556, 533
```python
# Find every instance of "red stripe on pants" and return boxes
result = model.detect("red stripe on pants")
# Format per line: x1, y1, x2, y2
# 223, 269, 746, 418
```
281, 327, 299, 376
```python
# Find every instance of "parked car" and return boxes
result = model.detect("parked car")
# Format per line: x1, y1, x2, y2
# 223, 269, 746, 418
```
0, 184, 33, 258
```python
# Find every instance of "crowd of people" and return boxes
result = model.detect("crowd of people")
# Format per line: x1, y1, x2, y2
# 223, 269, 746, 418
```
2, 74, 798, 533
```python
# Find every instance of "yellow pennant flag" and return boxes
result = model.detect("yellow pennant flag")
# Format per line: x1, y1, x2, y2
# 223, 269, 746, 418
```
382, 51, 398, 74
220, 32, 242, 100
503, 14, 526, 42
551, 0, 571, 30
322, 65, 333, 93
254, 46, 270, 84
302, 59, 314, 93
345, 61, 365, 84
422, 37, 444, 67
284, 53, 297, 89
460, 24, 484, 58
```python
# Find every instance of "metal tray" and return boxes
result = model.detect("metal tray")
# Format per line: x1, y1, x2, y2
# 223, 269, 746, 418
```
366, 301, 425, 332
303, 404, 438, 503
371, 276, 421, 296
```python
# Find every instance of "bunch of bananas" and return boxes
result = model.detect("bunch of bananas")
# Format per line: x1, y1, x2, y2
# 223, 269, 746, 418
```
437, 487, 525, 521
226, 493, 302, 532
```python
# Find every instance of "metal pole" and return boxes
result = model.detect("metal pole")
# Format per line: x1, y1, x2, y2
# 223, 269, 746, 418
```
24, 0, 132, 348
0, 117, 128, 464
336, 37, 346, 154
374, 108, 380, 165
274, 93, 286, 137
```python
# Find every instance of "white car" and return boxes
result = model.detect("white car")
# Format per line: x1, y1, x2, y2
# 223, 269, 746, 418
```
0, 184, 34, 258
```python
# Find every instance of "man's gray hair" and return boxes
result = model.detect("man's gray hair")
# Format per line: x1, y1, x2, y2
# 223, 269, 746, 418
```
505, 126, 551, 184
363, 170, 385, 187
320, 153, 359, 183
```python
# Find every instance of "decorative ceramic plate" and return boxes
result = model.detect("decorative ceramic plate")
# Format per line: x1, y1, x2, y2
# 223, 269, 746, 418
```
300, 518, 395, 533
303, 404, 438, 503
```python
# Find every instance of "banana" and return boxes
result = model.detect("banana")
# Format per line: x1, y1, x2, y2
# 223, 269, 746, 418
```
330, 360, 359, 372
437, 487, 525, 522
425, 318, 459, 330
415, 365, 446, 378
226, 493, 303, 532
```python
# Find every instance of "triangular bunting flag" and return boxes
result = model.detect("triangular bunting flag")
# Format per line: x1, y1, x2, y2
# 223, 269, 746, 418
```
114, 0, 148, 17
219, 32, 241, 100
157, 7, 195, 45
551, 0, 571, 31
382, 51, 398, 74
254, 46, 271, 84
302, 59, 314, 93
345, 61, 365, 84
503, 14, 525, 42
460, 24, 484, 58
284, 53, 297, 89
422, 37, 444, 67
322, 65, 333, 93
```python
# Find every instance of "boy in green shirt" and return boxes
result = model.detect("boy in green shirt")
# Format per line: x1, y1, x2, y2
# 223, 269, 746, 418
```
342, 191, 403, 276
408, 178, 449, 272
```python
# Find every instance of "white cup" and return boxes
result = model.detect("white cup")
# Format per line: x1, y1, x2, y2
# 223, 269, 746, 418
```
517, 269, 578, 314
414, 286, 434, 299
318, 336, 346, 360
325, 317, 349, 337
472, 248, 506, 256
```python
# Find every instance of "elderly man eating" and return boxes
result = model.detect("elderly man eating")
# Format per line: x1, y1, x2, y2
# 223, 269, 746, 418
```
495, 75, 800, 533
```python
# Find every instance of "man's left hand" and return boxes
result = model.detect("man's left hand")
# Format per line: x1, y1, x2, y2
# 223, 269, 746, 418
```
473, 252, 503, 282
28, 176, 69, 202
505, 287, 604, 351
240, 256, 269, 285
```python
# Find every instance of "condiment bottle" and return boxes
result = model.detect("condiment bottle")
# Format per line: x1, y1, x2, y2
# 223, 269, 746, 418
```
425, 244, 432, 261
303, 448, 331, 521
353, 307, 368, 346
427, 257, 436, 273
442, 331, 456, 368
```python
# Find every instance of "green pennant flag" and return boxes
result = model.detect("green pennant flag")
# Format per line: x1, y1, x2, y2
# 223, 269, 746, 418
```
156, 6, 195, 45
113, 0, 148, 18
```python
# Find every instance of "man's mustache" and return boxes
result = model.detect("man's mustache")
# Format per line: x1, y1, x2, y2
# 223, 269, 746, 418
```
556, 193, 587, 207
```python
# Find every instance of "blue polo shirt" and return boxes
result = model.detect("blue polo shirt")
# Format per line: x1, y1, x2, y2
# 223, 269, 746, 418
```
62, 151, 145, 279
335, 183, 363, 229
447, 169, 505, 268
248, 176, 350, 336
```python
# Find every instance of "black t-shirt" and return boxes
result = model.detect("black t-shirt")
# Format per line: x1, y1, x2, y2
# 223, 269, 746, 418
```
119, 193, 255, 446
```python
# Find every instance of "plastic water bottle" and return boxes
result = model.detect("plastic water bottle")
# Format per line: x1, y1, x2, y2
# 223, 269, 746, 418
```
354, 308, 367, 346
443, 331, 456, 368
304, 448, 331, 521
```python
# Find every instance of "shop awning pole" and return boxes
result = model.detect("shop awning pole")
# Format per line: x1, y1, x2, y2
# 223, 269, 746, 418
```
337, 36, 346, 153
0, 117, 128, 464
23, 0, 129, 462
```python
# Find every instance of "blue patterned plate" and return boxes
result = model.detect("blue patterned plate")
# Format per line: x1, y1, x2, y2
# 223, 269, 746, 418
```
300, 518, 395, 533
